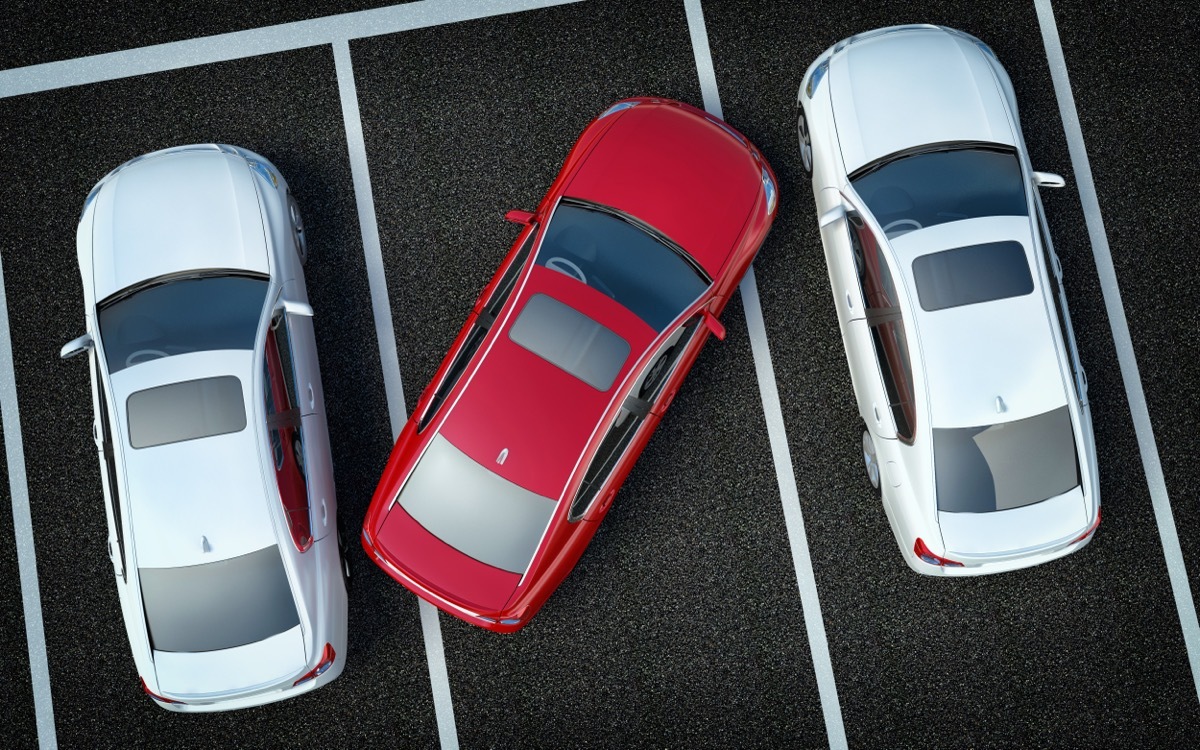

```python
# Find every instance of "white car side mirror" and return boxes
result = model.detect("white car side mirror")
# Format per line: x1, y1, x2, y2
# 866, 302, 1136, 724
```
60, 333, 94, 360
277, 299, 314, 318
818, 204, 846, 228
1033, 171, 1066, 188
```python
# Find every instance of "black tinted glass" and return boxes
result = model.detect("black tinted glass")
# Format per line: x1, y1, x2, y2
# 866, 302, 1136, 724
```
140, 545, 299, 653
912, 241, 1034, 311
537, 203, 707, 331
852, 148, 1027, 238
99, 275, 267, 374
127, 376, 247, 448
509, 294, 630, 391
934, 407, 1080, 512
570, 407, 641, 520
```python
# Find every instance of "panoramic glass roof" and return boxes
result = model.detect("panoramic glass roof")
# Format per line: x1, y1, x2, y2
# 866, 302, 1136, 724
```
911, 240, 1034, 311
126, 375, 247, 449
508, 293, 630, 391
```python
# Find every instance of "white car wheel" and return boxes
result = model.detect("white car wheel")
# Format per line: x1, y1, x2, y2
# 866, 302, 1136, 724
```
797, 112, 813, 176
338, 529, 351, 590
862, 429, 881, 490
288, 192, 308, 265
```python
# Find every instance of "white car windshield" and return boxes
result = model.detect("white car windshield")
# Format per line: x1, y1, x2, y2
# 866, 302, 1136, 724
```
98, 273, 267, 373
851, 146, 1027, 238
934, 406, 1080, 512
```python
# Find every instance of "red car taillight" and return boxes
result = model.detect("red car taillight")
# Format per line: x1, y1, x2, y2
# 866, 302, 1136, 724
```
141, 677, 183, 705
293, 643, 336, 686
1071, 509, 1102, 544
914, 538, 964, 568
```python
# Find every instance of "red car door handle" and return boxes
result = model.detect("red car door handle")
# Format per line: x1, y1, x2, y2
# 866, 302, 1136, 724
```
661, 387, 678, 412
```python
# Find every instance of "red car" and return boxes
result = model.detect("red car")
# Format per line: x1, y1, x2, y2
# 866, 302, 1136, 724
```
362, 98, 777, 632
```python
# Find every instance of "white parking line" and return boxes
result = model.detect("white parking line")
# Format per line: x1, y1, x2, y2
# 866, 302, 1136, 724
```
333, 39, 459, 750
0, 252, 58, 749
1034, 0, 1200, 702
683, 2, 849, 748
0, 0, 584, 100
333, 40, 408, 438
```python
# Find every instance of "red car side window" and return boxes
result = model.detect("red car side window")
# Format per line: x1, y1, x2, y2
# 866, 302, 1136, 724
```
418, 227, 538, 432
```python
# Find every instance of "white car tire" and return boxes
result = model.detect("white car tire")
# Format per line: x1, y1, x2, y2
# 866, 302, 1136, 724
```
862, 428, 881, 490
797, 111, 814, 177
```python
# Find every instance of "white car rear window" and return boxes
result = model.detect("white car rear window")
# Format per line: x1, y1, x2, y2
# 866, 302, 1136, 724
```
934, 406, 1080, 512
140, 545, 299, 653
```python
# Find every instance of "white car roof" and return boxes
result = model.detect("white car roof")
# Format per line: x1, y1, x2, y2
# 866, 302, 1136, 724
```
111, 349, 277, 569
891, 216, 1068, 429
828, 27, 1016, 173
89, 151, 270, 300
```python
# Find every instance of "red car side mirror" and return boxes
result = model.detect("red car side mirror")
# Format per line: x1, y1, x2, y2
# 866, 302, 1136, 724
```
504, 209, 534, 225
703, 310, 726, 341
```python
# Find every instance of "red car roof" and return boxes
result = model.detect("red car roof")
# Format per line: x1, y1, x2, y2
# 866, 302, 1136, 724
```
565, 102, 762, 277
439, 264, 659, 500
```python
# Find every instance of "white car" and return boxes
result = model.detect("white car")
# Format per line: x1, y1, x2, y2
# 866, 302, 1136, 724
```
797, 26, 1100, 575
61, 145, 348, 710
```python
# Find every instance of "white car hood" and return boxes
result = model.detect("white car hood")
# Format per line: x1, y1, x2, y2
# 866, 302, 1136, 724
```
153, 624, 306, 697
112, 349, 275, 569
893, 216, 1068, 429
89, 151, 269, 300
939, 486, 1087, 556
829, 27, 1016, 173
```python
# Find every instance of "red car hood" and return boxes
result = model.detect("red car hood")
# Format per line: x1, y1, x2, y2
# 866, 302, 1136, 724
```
565, 102, 761, 277
439, 265, 657, 500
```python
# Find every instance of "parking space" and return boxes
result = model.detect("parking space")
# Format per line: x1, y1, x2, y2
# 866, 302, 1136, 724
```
702, 0, 1198, 746
351, 1, 828, 745
2, 1, 1199, 747
0, 0, 403, 70
1049, 0, 1200, 612
0, 46, 436, 748
0, 424, 39, 746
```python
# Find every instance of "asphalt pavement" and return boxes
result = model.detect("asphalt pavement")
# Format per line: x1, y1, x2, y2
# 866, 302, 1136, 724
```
1, 1, 1197, 748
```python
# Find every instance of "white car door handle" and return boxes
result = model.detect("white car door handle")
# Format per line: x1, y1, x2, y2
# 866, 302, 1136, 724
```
845, 291, 854, 310
307, 384, 315, 409
321, 498, 328, 525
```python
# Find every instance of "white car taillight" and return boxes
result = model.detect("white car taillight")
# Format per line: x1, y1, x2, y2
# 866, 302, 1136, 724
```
293, 643, 336, 686
141, 677, 184, 705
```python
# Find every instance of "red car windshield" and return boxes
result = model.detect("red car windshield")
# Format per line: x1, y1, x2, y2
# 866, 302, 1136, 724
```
536, 201, 708, 332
